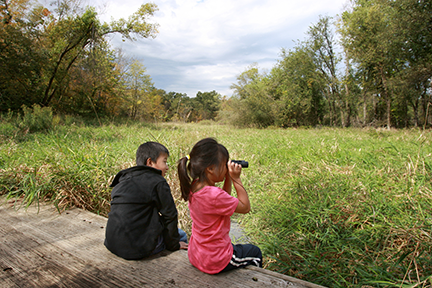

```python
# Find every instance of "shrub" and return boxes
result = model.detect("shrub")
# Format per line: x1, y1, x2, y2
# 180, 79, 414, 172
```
19, 104, 54, 133
0, 110, 18, 139
0, 123, 16, 139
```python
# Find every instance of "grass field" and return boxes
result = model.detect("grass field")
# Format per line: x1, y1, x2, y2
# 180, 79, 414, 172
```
1, 120, 431, 287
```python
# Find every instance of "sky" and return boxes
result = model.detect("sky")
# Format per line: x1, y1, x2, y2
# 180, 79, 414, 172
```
93, 0, 348, 97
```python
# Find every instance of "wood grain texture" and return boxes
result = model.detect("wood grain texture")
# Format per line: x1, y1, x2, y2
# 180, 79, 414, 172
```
0, 201, 325, 288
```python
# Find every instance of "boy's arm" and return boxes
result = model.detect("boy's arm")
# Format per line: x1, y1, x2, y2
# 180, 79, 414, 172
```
155, 181, 181, 251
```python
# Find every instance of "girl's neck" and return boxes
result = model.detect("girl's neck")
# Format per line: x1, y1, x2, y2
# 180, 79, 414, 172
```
192, 179, 214, 193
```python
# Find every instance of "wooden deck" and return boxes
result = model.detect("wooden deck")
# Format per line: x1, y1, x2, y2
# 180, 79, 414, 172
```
0, 201, 325, 288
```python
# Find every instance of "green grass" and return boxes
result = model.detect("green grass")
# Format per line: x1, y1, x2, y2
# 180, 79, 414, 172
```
1, 120, 431, 287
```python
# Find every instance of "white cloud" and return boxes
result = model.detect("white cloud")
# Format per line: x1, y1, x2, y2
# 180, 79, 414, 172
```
96, 0, 347, 97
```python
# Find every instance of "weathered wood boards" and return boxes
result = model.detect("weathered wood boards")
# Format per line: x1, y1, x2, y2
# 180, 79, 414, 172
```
0, 202, 325, 288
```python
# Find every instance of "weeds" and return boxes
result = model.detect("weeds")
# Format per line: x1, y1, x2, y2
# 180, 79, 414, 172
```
0, 120, 431, 287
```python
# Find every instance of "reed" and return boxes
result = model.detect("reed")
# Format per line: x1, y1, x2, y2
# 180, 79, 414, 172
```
1, 120, 431, 287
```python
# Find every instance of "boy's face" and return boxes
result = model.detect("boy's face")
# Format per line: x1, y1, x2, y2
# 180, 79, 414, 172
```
147, 153, 169, 177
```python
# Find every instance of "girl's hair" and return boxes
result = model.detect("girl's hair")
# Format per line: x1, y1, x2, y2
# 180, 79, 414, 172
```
136, 142, 169, 166
177, 138, 229, 201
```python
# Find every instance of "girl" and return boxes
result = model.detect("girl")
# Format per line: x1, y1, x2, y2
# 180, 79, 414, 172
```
177, 138, 262, 274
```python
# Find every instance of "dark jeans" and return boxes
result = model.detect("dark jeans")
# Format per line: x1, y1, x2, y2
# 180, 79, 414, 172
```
220, 243, 262, 273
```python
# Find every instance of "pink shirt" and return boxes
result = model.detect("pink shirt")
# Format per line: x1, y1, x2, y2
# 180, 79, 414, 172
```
188, 186, 239, 274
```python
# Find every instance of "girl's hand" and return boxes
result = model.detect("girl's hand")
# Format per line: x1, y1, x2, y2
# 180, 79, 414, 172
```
228, 160, 250, 214
227, 161, 242, 180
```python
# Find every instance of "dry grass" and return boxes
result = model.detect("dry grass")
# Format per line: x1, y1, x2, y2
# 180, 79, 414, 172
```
1, 122, 432, 287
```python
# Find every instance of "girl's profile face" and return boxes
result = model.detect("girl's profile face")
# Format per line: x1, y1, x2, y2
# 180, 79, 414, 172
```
214, 157, 228, 183
217, 161, 227, 182
206, 158, 228, 184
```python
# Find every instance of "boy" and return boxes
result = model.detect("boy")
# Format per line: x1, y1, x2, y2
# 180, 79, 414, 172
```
104, 142, 187, 260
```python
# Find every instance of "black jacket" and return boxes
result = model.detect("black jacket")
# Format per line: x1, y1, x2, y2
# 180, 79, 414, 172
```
104, 165, 180, 260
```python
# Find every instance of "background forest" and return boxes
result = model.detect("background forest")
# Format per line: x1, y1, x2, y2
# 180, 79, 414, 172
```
1, 0, 431, 127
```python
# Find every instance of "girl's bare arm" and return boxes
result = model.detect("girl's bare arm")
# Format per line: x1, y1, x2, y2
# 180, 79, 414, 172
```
227, 162, 251, 214
223, 165, 232, 195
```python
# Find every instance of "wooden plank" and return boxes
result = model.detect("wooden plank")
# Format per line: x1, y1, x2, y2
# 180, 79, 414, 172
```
0, 201, 326, 288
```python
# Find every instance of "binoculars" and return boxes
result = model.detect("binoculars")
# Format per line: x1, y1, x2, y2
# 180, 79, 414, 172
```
231, 160, 249, 168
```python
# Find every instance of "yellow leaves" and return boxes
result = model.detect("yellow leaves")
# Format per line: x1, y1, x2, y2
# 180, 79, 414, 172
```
0, 0, 30, 26
41, 8, 50, 17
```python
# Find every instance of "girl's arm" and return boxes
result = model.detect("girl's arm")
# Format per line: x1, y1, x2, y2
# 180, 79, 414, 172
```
227, 161, 251, 214
222, 165, 232, 195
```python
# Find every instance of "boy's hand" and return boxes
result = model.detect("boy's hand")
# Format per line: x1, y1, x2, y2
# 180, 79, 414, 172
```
227, 161, 242, 180
179, 241, 188, 250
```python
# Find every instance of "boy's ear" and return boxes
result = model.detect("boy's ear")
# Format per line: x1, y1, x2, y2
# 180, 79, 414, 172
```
146, 158, 153, 166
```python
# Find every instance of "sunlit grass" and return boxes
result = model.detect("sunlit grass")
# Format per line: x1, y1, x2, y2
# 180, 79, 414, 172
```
1, 121, 431, 287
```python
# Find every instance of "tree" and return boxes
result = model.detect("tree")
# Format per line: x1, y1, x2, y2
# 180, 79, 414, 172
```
40, 8, 100, 107
230, 64, 275, 127
40, 2, 158, 108
161, 91, 191, 122
0, 0, 159, 115
142, 88, 164, 121
339, 0, 432, 128
0, 0, 48, 111
340, 0, 400, 128
194, 91, 221, 120
62, 42, 121, 118
122, 59, 154, 119
390, 0, 432, 127
307, 16, 342, 126
270, 45, 325, 127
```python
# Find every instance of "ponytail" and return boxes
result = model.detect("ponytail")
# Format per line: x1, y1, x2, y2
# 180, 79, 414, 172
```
177, 156, 192, 201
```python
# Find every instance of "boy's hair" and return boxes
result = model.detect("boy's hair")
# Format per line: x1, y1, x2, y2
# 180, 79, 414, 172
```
136, 142, 169, 166
177, 138, 229, 201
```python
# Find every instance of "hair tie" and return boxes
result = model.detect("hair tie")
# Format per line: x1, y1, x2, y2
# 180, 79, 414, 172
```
186, 155, 190, 160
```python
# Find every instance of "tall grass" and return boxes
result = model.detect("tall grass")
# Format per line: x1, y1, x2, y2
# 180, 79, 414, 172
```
237, 128, 432, 287
1, 118, 431, 287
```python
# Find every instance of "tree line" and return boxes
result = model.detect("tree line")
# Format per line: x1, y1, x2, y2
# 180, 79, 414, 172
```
1, 0, 431, 128
228, 0, 432, 128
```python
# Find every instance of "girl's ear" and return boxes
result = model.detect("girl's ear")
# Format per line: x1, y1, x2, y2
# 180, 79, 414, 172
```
206, 165, 215, 175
